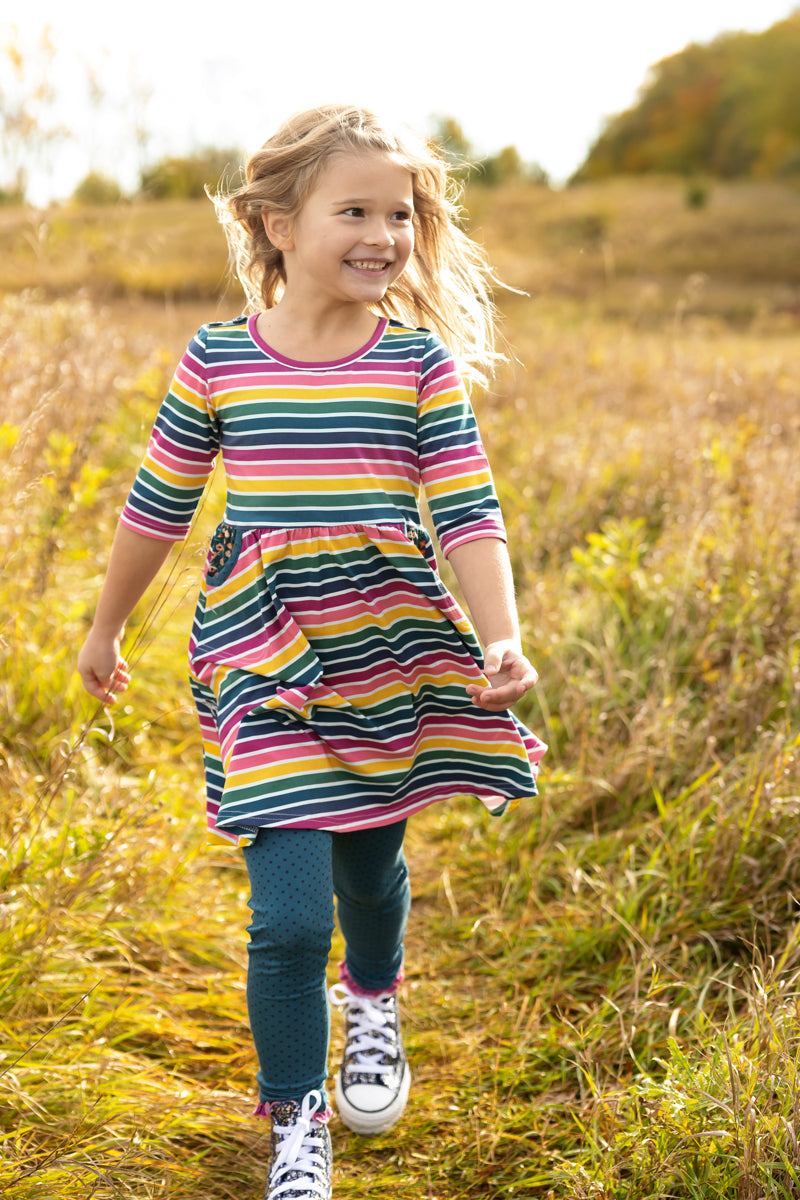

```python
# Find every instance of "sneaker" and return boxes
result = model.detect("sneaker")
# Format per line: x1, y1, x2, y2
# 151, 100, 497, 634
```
329, 980, 411, 1135
264, 1090, 332, 1200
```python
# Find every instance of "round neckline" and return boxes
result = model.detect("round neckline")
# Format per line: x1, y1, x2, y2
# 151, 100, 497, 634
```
247, 314, 388, 369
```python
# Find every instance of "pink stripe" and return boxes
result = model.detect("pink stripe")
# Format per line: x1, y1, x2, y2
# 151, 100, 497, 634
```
118, 513, 185, 541
225, 448, 419, 469
218, 710, 539, 774
209, 363, 418, 386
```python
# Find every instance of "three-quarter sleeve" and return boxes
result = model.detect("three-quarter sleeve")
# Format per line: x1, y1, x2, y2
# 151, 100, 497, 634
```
416, 334, 507, 558
119, 329, 220, 541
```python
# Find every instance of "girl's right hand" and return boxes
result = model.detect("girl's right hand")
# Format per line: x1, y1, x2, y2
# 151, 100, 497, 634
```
466, 639, 538, 711
77, 630, 131, 703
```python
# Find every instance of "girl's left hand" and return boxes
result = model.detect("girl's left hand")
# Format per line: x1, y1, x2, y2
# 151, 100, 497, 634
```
466, 640, 539, 711
77, 630, 131, 704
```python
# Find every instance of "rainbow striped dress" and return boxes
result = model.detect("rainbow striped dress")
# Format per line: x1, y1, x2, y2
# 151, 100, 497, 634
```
120, 315, 546, 846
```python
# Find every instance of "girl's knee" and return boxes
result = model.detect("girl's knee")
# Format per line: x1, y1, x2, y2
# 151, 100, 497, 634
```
244, 826, 335, 960
247, 899, 334, 962
334, 857, 409, 912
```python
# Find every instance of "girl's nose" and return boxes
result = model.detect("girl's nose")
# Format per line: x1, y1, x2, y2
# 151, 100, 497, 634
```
364, 219, 394, 247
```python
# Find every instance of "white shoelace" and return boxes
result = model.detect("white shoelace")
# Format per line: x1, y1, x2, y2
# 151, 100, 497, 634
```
329, 983, 398, 1077
269, 1090, 329, 1200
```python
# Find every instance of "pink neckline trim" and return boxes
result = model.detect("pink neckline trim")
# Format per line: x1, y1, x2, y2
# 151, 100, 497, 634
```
247, 314, 387, 369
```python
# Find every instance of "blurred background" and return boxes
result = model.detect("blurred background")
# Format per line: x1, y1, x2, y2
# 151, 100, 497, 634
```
2, 0, 799, 205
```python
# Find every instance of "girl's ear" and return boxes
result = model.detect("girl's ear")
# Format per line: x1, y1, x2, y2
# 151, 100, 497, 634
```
262, 209, 294, 251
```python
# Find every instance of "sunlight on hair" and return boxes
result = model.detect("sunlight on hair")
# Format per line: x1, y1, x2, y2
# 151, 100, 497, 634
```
210, 103, 509, 388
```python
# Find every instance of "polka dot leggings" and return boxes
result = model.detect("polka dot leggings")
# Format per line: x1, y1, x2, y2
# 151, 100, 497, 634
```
242, 821, 409, 1105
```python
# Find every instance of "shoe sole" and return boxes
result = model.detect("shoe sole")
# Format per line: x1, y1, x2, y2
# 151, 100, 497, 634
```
335, 1063, 411, 1135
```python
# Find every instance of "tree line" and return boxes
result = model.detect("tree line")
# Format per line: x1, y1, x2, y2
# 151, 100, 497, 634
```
0, 27, 546, 209
71, 119, 548, 206
575, 10, 800, 182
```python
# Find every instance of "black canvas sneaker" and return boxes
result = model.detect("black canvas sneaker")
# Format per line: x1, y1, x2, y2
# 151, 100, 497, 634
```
329, 981, 411, 1134
264, 1091, 332, 1200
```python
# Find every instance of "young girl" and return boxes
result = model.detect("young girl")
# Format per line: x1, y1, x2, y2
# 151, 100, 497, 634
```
77, 103, 546, 1200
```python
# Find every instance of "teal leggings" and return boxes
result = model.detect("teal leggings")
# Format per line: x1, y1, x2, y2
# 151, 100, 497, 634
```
242, 822, 409, 1105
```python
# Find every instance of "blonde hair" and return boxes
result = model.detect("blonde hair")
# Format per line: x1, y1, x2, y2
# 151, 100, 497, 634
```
213, 103, 504, 386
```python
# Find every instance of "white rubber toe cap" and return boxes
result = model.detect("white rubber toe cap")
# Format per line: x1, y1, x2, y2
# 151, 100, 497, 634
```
336, 1064, 411, 1134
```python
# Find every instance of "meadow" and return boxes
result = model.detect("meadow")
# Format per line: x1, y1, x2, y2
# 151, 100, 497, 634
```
2, 176, 800, 1198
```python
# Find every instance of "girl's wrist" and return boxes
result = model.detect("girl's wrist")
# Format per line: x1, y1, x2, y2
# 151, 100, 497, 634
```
88, 619, 125, 643
483, 635, 522, 653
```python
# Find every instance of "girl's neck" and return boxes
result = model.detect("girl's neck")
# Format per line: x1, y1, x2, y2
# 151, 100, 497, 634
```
255, 301, 381, 364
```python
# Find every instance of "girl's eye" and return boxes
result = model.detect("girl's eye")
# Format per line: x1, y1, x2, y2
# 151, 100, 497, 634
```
341, 207, 412, 221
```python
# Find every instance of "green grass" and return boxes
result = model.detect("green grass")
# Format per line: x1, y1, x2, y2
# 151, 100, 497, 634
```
2, 182, 800, 1197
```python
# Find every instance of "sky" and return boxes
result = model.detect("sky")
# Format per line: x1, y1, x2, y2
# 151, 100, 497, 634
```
2, 0, 797, 204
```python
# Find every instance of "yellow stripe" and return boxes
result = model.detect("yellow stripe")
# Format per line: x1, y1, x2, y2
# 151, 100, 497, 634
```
260, 531, 419, 561
225, 735, 528, 787
207, 829, 239, 846
338, 676, 483, 707
215, 385, 417, 406
171, 378, 209, 410
417, 385, 465, 415
230, 475, 416, 495
144, 457, 209, 488
423, 470, 491, 498
301, 603, 443, 637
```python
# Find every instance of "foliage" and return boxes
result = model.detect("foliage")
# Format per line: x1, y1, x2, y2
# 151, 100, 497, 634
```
0, 184, 25, 206
576, 12, 800, 181
0, 26, 66, 201
478, 145, 550, 187
139, 147, 242, 200
430, 115, 548, 187
430, 114, 474, 170
72, 171, 125, 206
1, 185, 800, 1197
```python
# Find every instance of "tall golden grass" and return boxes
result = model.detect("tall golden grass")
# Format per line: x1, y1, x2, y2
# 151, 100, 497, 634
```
2, 180, 800, 1197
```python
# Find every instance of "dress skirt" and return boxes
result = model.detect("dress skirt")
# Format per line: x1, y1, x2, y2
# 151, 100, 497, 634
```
188, 519, 546, 846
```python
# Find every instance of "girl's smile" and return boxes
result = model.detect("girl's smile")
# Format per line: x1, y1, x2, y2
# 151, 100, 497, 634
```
347, 260, 391, 271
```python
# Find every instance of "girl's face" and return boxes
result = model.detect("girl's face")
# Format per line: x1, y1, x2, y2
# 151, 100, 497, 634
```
266, 150, 415, 310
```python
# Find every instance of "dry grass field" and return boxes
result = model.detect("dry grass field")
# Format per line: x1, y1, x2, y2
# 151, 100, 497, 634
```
2, 177, 800, 1198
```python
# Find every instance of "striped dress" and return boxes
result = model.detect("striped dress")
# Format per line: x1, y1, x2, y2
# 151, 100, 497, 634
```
120, 315, 546, 846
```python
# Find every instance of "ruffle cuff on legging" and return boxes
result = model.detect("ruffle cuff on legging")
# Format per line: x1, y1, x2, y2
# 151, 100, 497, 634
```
254, 1099, 332, 1122
337, 958, 404, 998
